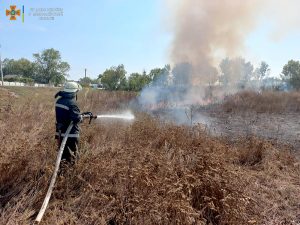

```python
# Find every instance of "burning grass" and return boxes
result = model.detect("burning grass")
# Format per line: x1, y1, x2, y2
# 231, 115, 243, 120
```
0, 87, 299, 224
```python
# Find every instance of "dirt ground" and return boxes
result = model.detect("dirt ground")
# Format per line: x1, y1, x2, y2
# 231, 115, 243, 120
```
194, 91, 300, 156
202, 111, 300, 153
151, 105, 300, 155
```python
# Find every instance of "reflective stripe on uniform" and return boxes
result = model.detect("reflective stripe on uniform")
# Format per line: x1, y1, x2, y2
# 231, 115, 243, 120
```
55, 132, 79, 138
55, 103, 69, 110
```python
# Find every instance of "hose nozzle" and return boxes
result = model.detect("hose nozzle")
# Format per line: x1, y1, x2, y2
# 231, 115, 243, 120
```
81, 112, 96, 124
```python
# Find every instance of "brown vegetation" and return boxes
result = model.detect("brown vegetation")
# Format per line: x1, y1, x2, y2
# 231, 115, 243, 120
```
0, 87, 299, 224
221, 91, 300, 113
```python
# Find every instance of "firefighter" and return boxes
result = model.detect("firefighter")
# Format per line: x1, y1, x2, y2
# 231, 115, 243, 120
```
54, 81, 82, 164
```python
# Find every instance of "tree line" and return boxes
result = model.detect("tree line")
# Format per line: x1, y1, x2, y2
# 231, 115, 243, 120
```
2, 48, 300, 90
2, 48, 70, 86
98, 59, 300, 91
97, 64, 170, 91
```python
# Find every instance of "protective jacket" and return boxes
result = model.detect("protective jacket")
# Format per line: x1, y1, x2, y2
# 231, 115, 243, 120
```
55, 91, 81, 139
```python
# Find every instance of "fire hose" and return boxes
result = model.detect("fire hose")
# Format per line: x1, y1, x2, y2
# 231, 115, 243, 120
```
35, 122, 73, 223
35, 111, 134, 223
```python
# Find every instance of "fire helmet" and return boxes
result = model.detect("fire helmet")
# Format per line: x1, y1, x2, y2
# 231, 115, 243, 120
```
63, 81, 82, 93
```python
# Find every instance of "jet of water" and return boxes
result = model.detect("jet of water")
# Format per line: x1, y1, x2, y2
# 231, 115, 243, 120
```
96, 112, 135, 121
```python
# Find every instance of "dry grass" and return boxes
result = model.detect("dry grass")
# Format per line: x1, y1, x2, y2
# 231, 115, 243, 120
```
0, 87, 299, 225
221, 91, 300, 113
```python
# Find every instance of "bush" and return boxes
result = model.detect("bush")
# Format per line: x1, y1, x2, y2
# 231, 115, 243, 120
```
4, 76, 34, 84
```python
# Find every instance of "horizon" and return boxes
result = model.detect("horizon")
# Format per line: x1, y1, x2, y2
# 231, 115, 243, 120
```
0, 0, 299, 80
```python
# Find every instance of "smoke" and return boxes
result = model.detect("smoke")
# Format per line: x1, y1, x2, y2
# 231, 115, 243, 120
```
167, 0, 300, 83
138, 0, 300, 124
140, 1, 262, 104
266, 0, 300, 41
169, 0, 264, 84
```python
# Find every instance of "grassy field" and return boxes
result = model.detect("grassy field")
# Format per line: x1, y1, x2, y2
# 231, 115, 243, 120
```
221, 90, 300, 113
0, 87, 299, 225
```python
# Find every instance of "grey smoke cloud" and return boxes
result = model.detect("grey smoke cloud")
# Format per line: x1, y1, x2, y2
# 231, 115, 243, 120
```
138, 0, 300, 119
266, 0, 300, 41
168, 0, 264, 84
167, 0, 300, 73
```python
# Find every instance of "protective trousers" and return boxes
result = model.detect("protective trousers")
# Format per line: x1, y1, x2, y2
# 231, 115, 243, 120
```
57, 137, 79, 164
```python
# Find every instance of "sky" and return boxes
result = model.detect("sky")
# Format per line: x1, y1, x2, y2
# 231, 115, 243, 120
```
0, 0, 300, 81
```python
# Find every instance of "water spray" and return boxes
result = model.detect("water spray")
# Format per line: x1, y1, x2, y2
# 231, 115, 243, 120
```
81, 111, 135, 123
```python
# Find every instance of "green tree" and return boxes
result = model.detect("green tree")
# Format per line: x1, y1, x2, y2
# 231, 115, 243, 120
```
282, 60, 300, 90
33, 48, 70, 86
2, 58, 35, 78
219, 57, 254, 85
127, 72, 151, 91
149, 65, 170, 86
100, 64, 127, 90
15, 58, 35, 78
2, 59, 16, 75
255, 61, 270, 80
79, 77, 93, 87
149, 68, 163, 81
